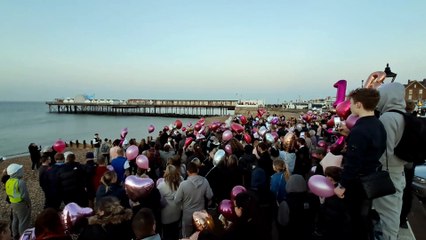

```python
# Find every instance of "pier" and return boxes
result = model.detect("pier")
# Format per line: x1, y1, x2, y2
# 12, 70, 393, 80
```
46, 99, 237, 118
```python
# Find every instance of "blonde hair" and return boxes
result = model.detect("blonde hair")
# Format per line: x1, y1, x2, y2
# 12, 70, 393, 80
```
101, 171, 117, 192
164, 165, 181, 191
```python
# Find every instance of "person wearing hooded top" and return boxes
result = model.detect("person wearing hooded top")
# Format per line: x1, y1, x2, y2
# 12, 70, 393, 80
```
44, 153, 66, 210
174, 161, 213, 238
5, 163, 31, 239
285, 174, 319, 240
372, 83, 407, 240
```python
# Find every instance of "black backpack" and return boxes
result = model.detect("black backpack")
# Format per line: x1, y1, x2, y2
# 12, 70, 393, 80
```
389, 110, 426, 164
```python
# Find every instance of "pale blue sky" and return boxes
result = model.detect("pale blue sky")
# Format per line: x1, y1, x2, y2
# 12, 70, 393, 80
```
1, 0, 425, 103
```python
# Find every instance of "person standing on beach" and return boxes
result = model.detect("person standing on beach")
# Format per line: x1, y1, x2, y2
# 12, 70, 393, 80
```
100, 138, 111, 164
58, 153, 88, 207
334, 88, 387, 240
45, 153, 65, 210
93, 133, 102, 159
28, 143, 41, 170
5, 163, 31, 240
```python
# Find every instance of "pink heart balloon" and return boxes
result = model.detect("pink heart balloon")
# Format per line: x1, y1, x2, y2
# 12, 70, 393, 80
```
329, 136, 345, 155
222, 130, 233, 142
231, 123, 244, 134
230, 185, 247, 201
62, 202, 93, 230
125, 176, 154, 201
53, 139, 66, 153
336, 100, 351, 120
184, 137, 193, 149
136, 155, 149, 169
126, 145, 139, 160
308, 175, 335, 198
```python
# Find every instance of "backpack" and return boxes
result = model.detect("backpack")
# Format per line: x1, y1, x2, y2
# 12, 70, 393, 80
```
389, 110, 426, 164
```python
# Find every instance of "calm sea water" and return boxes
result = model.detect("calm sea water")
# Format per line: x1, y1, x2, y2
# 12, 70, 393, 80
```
0, 102, 197, 158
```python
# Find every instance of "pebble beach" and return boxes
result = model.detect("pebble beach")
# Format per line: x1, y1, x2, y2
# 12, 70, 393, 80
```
0, 146, 93, 224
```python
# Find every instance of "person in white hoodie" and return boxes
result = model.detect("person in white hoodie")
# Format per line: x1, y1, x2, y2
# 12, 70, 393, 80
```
373, 82, 407, 240
174, 161, 213, 238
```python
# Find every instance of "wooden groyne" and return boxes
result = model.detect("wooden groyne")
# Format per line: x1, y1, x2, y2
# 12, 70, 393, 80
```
46, 99, 238, 118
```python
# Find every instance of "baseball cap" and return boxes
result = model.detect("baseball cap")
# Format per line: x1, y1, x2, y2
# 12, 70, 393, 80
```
7, 163, 23, 175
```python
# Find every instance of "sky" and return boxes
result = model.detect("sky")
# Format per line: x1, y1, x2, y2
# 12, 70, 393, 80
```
1, 1, 425, 103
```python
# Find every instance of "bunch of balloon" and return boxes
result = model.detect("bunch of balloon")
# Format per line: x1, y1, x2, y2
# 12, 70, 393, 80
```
218, 185, 248, 227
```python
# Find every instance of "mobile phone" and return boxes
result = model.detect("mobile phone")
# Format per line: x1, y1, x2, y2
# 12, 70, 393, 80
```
334, 117, 341, 128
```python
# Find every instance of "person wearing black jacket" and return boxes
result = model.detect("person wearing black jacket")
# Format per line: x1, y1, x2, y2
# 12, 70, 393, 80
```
293, 138, 310, 178
334, 88, 387, 240
57, 153, 88, 207
28, 143, 41, 170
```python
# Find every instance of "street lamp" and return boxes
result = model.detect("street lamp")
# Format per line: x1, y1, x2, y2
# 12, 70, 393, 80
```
384, 63, 397, 82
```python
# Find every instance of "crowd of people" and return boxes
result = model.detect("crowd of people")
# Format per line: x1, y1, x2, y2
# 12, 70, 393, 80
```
1, 82, 419, 240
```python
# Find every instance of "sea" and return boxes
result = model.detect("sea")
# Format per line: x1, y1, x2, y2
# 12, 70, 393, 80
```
0, 101, 198, 159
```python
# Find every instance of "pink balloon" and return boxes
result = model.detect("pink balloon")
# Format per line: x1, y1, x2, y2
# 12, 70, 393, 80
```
317, 140, 328, 149
333, 80, 347, 108
222, 130, 233, 142
327, 115, 336, 128
231, 123, 244, 134
271, 117, 279, 125
194, 123, 202, 131
336, 100, 351, 120
271, 132, 279, 141
187, 122, 193, 127
181, 127, 187, 132
197, 118, 205, 126
230, 185, 247, 201
126, 145, 139, 160
329, 136, 345, 155
243, 133, 252, 144
308, 175, 335, 198
224, 144, 233, 155
345, 114, 359, 129
209, 122, 221, 132
218, 199, 236, 221
156, 178, 164, 187
239, 115, 248, 125
121, 128, 128, 138
148, 124, 155, 133
184, 137, 193, 149
53, 139, 66, 153
124, 176, 154, 201
62, 202, 93, 231
136, 155, 149, 169
174, 120, 183, 129
163, 125, 169, 131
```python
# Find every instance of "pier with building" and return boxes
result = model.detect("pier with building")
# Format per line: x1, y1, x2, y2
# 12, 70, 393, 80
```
46, 98, 238, 118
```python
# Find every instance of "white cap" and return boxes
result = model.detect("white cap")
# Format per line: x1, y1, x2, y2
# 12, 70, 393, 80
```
7, 163, 23, 175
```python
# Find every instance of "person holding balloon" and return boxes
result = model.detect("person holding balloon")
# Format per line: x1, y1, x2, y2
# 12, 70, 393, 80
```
221, 191, 264, 240
318, 166, 351, 240
333, 88, 387, 240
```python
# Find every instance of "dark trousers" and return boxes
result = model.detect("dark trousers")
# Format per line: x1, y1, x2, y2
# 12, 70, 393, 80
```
400, 164, 415, 223
162, 221, 180, 240
345, 184, 373, 240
